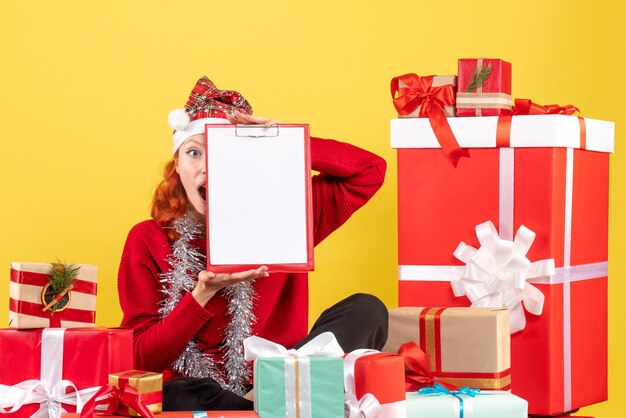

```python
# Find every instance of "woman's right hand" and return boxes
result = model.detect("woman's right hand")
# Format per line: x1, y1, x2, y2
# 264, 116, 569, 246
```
191, 266, 269, 307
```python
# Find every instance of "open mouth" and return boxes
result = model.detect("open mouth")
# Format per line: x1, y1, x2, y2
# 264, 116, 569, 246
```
198, 186, 206, 200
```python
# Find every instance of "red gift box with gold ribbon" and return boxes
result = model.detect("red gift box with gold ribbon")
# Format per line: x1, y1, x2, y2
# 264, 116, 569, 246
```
390, 111, 613, 415
456, 57, 512, 116
0, 328, 133, 418
9, 262, 97, 328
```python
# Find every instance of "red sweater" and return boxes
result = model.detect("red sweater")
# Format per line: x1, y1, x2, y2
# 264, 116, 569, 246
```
118, 136, 386, 382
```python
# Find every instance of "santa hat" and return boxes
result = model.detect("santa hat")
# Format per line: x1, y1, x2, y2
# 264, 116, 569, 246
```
168, 77, 253, 154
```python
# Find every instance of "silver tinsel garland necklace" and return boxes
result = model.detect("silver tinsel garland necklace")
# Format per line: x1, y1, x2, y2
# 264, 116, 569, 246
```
158, 213, 256, 396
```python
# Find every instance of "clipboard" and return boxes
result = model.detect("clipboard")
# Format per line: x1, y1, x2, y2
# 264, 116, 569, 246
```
205, 124, 314, 273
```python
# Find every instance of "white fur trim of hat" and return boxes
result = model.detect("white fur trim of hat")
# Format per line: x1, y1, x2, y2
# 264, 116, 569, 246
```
168, 109, 230, 155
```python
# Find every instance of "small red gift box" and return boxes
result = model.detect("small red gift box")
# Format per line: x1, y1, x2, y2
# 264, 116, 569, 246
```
9, 262, 98, 328
0, 328, 133, 418
391, 114, 613, 415
344, 350, 406, 418
456, 58, 512, 116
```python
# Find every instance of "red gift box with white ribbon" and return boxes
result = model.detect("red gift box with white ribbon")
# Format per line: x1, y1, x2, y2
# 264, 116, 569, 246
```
344, 350, 406, 418
0, 328, 133, 418
390, 113, 613, 415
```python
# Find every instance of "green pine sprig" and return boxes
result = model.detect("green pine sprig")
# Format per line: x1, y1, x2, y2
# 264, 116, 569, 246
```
465, 63, 493, 92
47, 260, 80, 294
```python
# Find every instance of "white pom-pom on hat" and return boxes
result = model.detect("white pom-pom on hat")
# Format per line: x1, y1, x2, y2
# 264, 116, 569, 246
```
168, 108, 190, 131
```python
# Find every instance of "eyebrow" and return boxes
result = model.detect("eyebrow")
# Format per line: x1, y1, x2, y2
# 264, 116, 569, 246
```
184, 139, 204, 148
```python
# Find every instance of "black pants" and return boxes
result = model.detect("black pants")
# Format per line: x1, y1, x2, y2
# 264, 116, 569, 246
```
163, 293, 388, 411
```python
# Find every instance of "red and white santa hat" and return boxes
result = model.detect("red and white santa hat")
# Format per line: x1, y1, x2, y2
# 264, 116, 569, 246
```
168, 77, 253, 154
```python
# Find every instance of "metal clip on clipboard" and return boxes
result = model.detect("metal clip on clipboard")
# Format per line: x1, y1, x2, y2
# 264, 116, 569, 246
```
234, 124, 280, 138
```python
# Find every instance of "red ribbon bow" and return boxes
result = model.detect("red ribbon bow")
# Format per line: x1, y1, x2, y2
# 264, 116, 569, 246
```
497, 99, 586, 149
80, 384, 157, 418
391, 74, 469, 167
511, 98, 579, 116
398, 341, 457, 392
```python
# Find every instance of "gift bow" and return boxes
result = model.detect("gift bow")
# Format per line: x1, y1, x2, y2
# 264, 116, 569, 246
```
79, 384, 155, 418
243, 331, 344, 360
511, 98, 579, 115
390, 74, 455, 118
418, 383, 480, 418
0, 379, 100, 418
452, 221, 555, 333
343, 349, 382, 418
391, 74, 469, 167
344, 392, 380, 418
398, 342, 456, 392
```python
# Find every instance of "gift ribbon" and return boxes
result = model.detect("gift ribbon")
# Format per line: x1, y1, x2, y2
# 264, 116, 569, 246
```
391, 74, 469, 166
398, 341, 457, 392
497, 99, 586, 150
451, 221, 555, 333
343, 350, 382, 418
10, 269, 98, 295
244, 332, 343, 418
417, 383, 479, 418
79, 382, 159, 418
0, 329, 101, 418
9, 299, 96, 327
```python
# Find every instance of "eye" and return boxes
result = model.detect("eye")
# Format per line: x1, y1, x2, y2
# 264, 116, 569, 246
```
187, 148, 201, 158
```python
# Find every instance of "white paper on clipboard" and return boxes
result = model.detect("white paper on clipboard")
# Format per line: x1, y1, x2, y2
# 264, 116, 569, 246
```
205, 124, 313, 271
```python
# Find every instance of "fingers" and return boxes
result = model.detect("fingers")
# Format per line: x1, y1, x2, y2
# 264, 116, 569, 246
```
228, 110, 280, 127
198, 270, 216, 282
199, 266, 269, 287
231, 266, 269, 281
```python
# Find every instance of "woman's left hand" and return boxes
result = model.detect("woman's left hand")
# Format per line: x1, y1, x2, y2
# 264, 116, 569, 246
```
226, 110, 280, 127
192, 266, 269, 307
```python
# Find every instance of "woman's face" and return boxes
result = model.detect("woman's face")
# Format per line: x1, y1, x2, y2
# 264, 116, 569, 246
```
176, 134, 207, 218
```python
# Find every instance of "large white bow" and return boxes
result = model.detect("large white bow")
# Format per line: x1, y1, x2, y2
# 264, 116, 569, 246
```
244, 332, 344, 360
0, 379, 101, 418
452, 221, 555, 333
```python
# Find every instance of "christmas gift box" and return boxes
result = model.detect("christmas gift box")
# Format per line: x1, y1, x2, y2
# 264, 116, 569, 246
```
344, 349, 406, 418
9, 262, 98, 328
77, 370, 162, 418
390, 113, 613, 415
392, 74, 457, 117
456, 58, 512, 116
391, 74, 468, 167
406, 384, 527, 418
243, 332, 344, 418
0, 327, 133, 418
383, 307, 510, 391
108, 370, 162, 416
65, 413, 258, 418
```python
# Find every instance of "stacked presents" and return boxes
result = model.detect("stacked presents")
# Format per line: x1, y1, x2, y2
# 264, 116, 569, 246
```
0, 262, 169, 418
389, 58, 612, 416
0, 58, 613, 418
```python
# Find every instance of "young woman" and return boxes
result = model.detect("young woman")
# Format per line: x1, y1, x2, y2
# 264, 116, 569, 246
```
118, 77, 388, 410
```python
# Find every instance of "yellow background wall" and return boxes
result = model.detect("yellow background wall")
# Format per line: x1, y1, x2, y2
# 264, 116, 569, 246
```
0, 1, 623, 416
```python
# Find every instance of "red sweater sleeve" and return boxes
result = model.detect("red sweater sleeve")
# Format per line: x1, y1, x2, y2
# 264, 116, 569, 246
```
118, 221, 214, 372
310, 136, 386, 245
